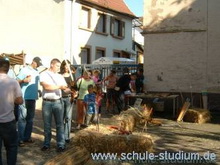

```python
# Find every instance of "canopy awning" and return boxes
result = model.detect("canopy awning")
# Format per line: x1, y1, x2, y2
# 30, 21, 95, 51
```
0, 51, 25, 65
92, 57, 135, 64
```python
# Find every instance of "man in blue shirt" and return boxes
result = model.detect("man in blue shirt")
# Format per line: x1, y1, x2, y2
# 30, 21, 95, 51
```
17, 57, 42, 146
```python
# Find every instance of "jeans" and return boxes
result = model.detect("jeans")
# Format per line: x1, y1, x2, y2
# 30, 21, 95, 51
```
0, 120, 18, 165
115, 90, 125, 113
61, 97, 72, 141
18, 100, 36, 142
86, 113, 98, 125
42, 99, 65, 148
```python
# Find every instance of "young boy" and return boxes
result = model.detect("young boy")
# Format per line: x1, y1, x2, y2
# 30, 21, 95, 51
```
84, 84, 96, 126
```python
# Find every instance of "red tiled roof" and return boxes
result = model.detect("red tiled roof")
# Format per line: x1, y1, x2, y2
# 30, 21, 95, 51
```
81, 0, 136, 18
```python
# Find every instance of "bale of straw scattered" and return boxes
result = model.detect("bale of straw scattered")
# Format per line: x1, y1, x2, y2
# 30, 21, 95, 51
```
72, 130, 153, 154
114, 113, 135, 132
84, 124, 119, 134
113, 106, 155, 132
183, 108, 211, 124
44, 146, 90, 165
120, 109, 141, 123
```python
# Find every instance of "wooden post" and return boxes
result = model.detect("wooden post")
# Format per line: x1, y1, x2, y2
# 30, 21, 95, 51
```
177, 100, 190, 122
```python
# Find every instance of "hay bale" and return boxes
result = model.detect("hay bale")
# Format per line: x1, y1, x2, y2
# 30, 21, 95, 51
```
44, 146, 90, 165
112, 110, 138, 132
115, 113, 135, 132
120, 109, 141, 123
183, 108, 211, 124
115, 106, 154, 131
84, 124, 119, 134
72, 130, 153, 154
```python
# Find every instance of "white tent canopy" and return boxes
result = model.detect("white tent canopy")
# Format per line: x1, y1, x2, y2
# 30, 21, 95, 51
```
92, 57, 135, 64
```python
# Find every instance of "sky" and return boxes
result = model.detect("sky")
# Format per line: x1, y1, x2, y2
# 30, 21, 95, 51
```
124, 0, 143, 17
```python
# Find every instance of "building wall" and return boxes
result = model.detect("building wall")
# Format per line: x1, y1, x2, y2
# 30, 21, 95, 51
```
0, 0, 65, 66
207, 0, 220, 93
133, 24, 144, 46
70, 2, 134, 64
143, 0, 220, 93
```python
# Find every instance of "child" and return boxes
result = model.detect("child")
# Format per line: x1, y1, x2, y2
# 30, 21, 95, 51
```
129, 73, 137, 93
95, 85, 104, 118
84, 84, 96, 126
92, 70, 101, 84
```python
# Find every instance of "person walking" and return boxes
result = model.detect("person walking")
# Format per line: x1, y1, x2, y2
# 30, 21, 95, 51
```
17, 57, 42, 146
0, 57, 23, 165
40, 58, 70, 152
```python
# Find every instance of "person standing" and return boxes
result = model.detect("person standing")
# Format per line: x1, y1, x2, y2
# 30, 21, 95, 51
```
0, 58, 23, 165
59, 60, 76, 143
135, 68, 145, 93
114, 67, 131, 113
95, 85, 104, 119
92, 70, 101, 84
84, 85, 96, 126
103, 70, 118, 113
40, 58, 69, 152
17, 57, 42, 146
76, 71, 94, 129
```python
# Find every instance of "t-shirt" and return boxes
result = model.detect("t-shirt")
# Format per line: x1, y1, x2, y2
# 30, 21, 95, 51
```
0, 73, 22, 122
7, 68, 16, 79
116, 74, 131, 92
17, 66, 39, 100
84, 93, 96, 114
77, 78, 95, 100
40, 70, 67, 99
105, 75, 118, 89
135, 74, 144, 93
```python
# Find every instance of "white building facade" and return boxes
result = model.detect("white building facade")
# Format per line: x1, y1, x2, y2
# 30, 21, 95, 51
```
0, 0, 135, 67
69, 0, 136, 64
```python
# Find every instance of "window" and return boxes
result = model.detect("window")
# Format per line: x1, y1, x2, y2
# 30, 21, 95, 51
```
113, 50, 121, 57
96, 48, 105, 59
80, 47, 91, 64
80, 7, 91, 29
110, 17, 125, 39
96, 13, 107, 34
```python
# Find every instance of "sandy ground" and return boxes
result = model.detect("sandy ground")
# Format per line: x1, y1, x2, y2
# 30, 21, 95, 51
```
2, 104, 220, 165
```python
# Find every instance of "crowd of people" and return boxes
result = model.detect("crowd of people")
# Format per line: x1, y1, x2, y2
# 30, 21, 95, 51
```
0, 56, 144, 164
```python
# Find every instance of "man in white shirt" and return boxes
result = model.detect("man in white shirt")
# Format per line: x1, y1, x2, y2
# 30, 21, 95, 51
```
40, 58, 70, 152
0, 57, 23, 165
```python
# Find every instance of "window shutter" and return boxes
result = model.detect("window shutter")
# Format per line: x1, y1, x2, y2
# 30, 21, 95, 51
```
103, 15, 107, 33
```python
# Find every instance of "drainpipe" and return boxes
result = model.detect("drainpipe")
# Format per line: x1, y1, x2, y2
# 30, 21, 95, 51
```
64, 0, 75, 61
70, 0, 76, 63
203, 0, 208, 109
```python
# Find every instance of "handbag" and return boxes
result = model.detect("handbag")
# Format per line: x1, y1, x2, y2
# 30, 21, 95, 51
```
74, 78, 82, 99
